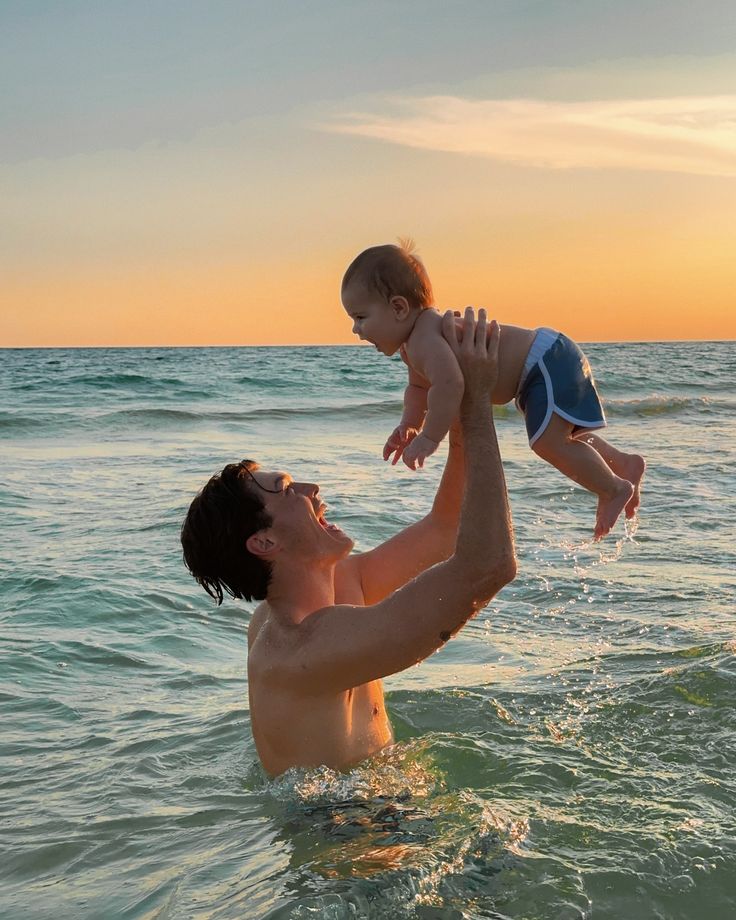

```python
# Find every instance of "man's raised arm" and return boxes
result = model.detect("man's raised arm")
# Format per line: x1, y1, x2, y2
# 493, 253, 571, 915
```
353, 416, 465, 605
291, 308, 517, 693
352, 328, 467, 605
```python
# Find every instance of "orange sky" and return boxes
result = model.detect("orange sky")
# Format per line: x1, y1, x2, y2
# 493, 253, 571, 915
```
3, 165, 734, 346
2, 7, 735, 346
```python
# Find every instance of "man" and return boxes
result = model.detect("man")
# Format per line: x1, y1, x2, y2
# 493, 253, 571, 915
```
181, 309, 516, 776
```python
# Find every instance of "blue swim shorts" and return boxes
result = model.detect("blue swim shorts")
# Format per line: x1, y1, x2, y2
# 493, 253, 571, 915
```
515, 328, 606, 446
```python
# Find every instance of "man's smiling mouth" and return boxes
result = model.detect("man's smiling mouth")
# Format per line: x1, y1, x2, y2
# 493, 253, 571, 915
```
316, 503, 342, 533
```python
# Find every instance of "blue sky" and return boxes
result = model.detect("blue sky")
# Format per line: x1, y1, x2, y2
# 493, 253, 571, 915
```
3, 1, 734, 161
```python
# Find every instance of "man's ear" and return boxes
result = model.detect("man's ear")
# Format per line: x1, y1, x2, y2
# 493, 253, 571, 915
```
389, 295, 411, 320
246, 530, 279, 558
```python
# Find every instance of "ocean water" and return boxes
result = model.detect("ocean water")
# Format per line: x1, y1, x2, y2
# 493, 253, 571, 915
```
1, 341, 735, 920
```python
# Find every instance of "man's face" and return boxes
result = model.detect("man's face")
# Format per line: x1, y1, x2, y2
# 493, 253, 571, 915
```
342, 282, 406, 356
246, 467, 354, 561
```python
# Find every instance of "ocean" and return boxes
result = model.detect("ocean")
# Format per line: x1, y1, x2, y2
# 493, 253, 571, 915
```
1, 341, 735, 919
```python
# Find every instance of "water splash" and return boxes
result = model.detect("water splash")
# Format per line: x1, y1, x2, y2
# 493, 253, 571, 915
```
258, 743, 531, 918
266, 741, 440, 806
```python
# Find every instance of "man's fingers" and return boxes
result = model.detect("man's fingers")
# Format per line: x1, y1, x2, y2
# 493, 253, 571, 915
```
488, 319, 500, 358
442, 309, 459, 354
475, 308, 487, 352
461, 307, 475, 354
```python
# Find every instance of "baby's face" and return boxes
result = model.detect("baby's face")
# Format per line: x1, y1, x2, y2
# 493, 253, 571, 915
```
341, 283, 408, 356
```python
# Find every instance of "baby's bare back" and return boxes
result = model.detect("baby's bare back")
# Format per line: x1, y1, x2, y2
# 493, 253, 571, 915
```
409, 310, 536, 405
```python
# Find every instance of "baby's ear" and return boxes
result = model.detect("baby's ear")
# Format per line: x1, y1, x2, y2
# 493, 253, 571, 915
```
389, 295, 411, 320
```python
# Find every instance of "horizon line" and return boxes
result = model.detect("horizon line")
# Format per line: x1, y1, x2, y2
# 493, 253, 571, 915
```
1, 338, 734, 350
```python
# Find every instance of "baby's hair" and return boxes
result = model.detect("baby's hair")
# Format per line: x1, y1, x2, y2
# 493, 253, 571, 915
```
342, 238, 434, 310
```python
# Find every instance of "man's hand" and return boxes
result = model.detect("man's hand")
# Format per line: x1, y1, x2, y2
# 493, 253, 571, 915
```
442, 307, 499, 409
401, 432, 440, 470
383, 424, 420, 465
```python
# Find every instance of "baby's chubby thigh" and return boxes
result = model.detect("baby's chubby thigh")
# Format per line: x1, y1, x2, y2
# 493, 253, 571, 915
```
530, 411, 575, 460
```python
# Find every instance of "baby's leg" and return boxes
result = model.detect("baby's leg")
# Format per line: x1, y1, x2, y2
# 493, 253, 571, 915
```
532, 413, 632, 541
573, 431, 646, 519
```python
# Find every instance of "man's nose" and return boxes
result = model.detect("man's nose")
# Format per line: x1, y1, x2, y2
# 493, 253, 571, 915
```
352, 321, 360, 336
296, 482, 319, 498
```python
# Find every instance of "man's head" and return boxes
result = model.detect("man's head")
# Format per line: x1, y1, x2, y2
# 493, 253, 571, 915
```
181, 461, 352, 605
341, 240, 434, 356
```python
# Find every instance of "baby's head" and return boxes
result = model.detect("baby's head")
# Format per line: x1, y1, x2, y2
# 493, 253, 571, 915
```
341, 240, 434, 356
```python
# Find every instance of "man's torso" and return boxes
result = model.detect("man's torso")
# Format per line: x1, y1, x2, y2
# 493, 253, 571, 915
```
247, 557, 394, 776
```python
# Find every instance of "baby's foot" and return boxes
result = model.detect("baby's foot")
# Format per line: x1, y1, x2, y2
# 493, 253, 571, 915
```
594, 478, 634, 541
619, 454, 646, 518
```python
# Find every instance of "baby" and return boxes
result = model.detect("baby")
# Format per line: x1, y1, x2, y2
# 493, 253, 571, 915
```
341, 240, 645, 541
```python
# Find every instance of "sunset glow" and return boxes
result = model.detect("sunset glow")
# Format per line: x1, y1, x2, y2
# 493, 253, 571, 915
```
1, 4, 734, 346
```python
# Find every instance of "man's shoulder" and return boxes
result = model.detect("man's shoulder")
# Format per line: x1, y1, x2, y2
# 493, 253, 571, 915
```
247, 605, 292, 685
247, 601, 270, 650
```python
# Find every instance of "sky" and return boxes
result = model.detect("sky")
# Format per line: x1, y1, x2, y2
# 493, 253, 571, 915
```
1, 0, 735, 346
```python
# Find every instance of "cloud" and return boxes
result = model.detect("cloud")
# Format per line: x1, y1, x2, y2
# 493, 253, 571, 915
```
323, 95, 736, 177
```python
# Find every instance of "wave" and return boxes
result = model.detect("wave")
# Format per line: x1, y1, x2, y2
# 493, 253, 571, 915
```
0, 401, 402, 431
73, 372, 183, 389
235, 375, 309, 388
1, 393, 732, 435
97, 400, 405, 425
0, 413, 41, 432
11, 372, 202, 392
603, 395, 734, 417
7, 376, 221, 410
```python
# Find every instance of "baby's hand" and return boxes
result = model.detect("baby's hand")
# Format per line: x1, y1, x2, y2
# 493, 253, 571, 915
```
401, 433, 440, 470
383, 425, 421, 466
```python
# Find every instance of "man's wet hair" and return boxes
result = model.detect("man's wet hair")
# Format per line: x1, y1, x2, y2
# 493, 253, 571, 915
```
181, 460, 272, 604
341, 238, 434, 311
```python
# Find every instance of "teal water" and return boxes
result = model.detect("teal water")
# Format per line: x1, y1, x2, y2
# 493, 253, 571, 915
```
1, 342, 735, 919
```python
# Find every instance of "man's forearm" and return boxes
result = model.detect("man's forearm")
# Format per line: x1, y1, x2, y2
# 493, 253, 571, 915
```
454, 395, 515, 587
430, 421, 464, 525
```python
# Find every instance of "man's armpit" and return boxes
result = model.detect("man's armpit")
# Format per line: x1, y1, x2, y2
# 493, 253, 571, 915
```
334, 554, 369, 606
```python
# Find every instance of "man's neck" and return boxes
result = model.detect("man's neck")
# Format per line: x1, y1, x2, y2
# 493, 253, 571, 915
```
266, 560, 337, 626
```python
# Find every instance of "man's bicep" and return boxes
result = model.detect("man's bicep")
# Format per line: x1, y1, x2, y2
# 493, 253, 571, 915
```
354, 516, 451, 605
292, 561, 468, 693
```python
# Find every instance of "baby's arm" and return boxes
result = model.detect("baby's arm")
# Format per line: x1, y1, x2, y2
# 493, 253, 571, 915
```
402, 336, 464, 469
383, 366, 428, 465
401, 367, 429, 429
